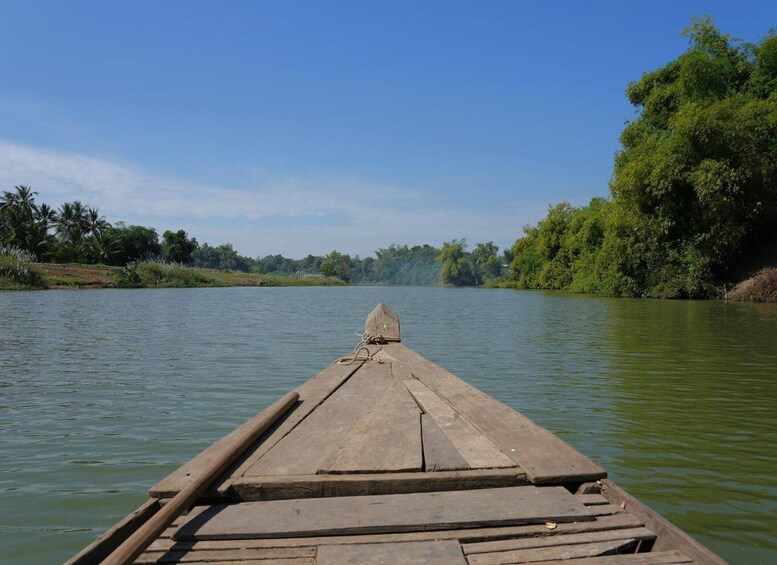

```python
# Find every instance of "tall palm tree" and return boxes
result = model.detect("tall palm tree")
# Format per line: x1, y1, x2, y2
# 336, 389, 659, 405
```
85, 206, 109, 237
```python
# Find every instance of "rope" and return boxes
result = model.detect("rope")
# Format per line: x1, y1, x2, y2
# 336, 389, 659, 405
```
333, 332, 386, 365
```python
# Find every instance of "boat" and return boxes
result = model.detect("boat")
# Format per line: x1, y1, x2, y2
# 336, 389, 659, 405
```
69, 304, 725, 564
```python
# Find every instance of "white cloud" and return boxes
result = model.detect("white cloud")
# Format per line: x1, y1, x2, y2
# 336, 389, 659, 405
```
0, 139, 536, 257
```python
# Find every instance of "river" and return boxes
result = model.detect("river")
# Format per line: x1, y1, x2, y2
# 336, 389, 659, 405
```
0, 287, 775, 563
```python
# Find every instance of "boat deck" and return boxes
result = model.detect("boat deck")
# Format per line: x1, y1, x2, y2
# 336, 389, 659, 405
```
70, 305, 724, 564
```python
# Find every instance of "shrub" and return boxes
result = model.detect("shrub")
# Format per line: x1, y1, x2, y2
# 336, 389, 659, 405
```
0, 245, 46, 289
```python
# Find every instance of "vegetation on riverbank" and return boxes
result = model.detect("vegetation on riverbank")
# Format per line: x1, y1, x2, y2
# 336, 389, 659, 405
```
506, 18, 777, 299
0, 261, 344, 290
2, 18, 775, 300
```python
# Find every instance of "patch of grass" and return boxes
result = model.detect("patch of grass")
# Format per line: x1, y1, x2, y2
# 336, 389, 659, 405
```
0, 245, 47, 290
111, 261, 222, 288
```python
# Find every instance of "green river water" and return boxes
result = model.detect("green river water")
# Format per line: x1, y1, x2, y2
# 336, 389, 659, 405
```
0, 287, 775, 563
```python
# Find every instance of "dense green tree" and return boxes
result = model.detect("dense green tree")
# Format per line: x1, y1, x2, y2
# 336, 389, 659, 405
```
472, 242, 501, 283
438, 239, 475, 286
106, 223, 161, 264
191, 243, 251, 271
320, 250, 352, 281
0, 186, 54, 257
510, 18, 777, 298
162, 229, 199, 264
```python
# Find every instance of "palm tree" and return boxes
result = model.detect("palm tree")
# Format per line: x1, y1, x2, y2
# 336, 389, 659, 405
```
85, 206, 109, 237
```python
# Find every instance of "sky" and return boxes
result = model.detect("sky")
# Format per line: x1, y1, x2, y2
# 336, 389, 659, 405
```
1, 1, 775, 258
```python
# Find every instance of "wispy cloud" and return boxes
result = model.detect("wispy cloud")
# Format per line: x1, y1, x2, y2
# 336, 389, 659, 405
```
0, 140, 534, 257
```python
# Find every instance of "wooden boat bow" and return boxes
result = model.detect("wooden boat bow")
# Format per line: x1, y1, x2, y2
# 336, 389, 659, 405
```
69, 304, 725, 564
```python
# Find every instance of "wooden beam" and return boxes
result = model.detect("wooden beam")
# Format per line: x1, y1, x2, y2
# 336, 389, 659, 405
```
529, 551, 694, 564
462, 527, 656, 554
317, 540, 466, 564
102, 391, 299, 565
148, 512, 644, 552
175, 486, 593, 540
232, 468, 528, 500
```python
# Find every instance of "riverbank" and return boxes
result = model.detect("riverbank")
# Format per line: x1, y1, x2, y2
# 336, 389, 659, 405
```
0, 262, 345, 290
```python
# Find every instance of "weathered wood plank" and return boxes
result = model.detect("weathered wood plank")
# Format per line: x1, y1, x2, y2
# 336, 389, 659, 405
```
151, 362, 362, 498
531, 550, 694, 564
150, 560, 313, 565
364, 303, 400, 342
421, 414, 470, 471
379, 343, 606, 484
404, 379, 514, 469
319, 375, 422, 473
232, 468, 527, 501
175, 486, 592, 540
601, 479, 726, 565
317, 540, 465, 564
149, 512, 643, 552
245, 362, 393, 476
66, 498, 160, 565
577, 493, 610, 505
466, 538, 639, 565
136, 546, 314, 563
462, 527, 655, 554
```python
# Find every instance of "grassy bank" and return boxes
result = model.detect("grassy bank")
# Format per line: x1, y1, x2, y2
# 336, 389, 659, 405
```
0, 261, 346, 290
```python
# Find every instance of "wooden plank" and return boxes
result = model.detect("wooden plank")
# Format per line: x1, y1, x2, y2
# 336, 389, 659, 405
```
151, 362, 362, 497
600, 479, 726, 564
319, 375, 422, 473
404, 379, 514, 469
136, 546, 314, 563
66, 498, 160, 565
531, 550, 694, 564
364, 303, 400, 342
379, 343, 606, 484
462, 527, 656, 554
233, 468, 527, 500
467, 538, 639, 564
317, 540, 465, 564
149, 512, 643, 552
148, 560, 313, 565
175, 486, 592, 540
245, 362, 393, 476
577, 493, 610, 505
104, 392, 300, 565
421, 414, 470, 471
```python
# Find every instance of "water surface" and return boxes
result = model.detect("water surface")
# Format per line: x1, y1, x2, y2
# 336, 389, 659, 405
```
1, 287, 775, 563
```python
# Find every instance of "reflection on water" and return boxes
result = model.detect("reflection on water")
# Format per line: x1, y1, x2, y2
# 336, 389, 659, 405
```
0, 287, 775, 563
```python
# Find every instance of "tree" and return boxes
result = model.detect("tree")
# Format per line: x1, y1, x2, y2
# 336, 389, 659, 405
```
320, 250, 352, 281
438, 239, 475, 286
162, 229, 199, 264
611, 16, 777, 296
106, 224, 161, 264
472, 241, 501, 283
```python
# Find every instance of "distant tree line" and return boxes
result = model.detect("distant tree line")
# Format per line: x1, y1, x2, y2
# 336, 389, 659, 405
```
0, 187, 505, 285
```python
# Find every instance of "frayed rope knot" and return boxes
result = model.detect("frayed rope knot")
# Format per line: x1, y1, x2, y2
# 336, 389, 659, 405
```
333, 332, 386, 365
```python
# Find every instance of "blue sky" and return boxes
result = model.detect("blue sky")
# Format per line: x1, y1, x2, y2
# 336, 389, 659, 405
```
1, 1, 775, 258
